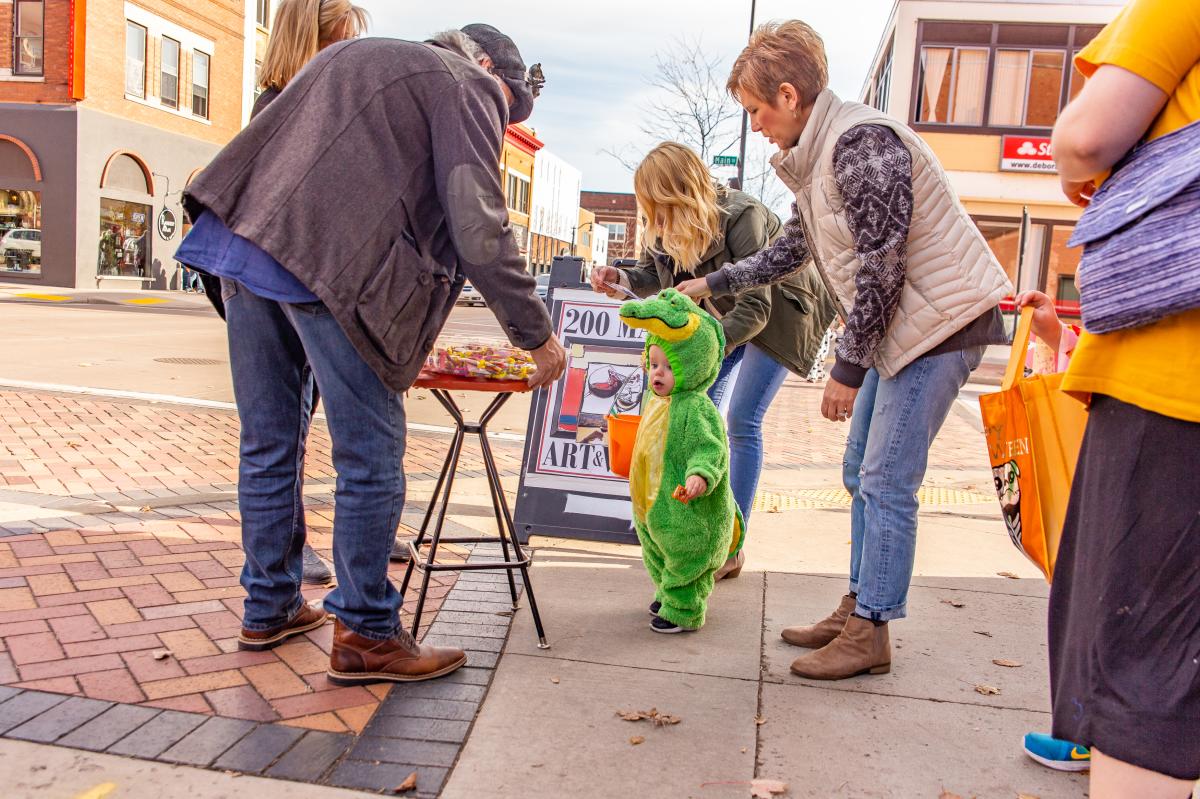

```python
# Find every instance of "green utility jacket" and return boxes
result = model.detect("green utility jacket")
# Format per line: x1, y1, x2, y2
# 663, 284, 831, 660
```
620, 189, 837, 376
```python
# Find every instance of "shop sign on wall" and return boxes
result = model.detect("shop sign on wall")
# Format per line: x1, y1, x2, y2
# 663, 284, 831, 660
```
157, 207, 177, 240
514, 257, 646, 544
1000, 135, 1057, 173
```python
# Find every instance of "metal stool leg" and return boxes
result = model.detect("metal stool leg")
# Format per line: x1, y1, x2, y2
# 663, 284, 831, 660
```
407, 410, 466, 637
480, 426, 550, 649
475, 394, 520, 608
399, 423, 461, 599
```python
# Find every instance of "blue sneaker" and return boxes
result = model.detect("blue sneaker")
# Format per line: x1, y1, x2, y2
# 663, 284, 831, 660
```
1023, 732, 1091, 772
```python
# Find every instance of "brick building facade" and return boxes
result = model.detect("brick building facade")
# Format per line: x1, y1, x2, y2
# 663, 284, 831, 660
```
580, 190, 643, 264
0, 0, 247, 288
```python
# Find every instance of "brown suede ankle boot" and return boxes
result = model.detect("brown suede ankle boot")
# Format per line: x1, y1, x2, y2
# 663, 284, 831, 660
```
327, 619, 466, 685
780, 593, 856, 648
789, 614, 890, 680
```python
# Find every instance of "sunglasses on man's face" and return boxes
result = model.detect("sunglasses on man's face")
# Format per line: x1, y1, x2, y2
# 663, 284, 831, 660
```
526, 63, 545, 98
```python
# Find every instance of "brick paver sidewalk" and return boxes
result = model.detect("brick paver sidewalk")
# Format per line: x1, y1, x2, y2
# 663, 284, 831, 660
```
0, 389, 490, 734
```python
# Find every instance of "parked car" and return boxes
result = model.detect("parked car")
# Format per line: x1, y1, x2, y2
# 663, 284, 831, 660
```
2, 228, 40, 259
535, 273, 550, 301
457, 280, 484, 306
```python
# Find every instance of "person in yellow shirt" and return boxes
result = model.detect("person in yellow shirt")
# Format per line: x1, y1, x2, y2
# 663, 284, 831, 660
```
1047, 0, 1200, 796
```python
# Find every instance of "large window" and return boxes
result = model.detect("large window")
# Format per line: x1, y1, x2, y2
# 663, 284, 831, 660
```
125, 22, 147, 97
917, 47, 989, 125
192, 51, 210, 118
606, 222, 627, 243
256, 0, 271, 27
98, 199, 150, 278
506, 173, 530, 214
14, 0, 44, 76
870, 40, 894, 113
160, 37, 180, 109
0, 190, 42, 275
914, 21, 1101, 132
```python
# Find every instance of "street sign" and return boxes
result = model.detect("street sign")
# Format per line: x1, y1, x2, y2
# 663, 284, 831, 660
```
713, 155, 739, 167
157, 207, 177, 240
514, 256, 647, 544
1000, 135, 1057, 173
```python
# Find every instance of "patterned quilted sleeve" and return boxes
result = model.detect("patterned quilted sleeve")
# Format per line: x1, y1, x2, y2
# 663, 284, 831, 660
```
828, 124, 914, 387
705, 207, 812, 296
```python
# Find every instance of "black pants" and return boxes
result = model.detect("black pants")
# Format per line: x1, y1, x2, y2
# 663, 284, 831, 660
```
1049, 395, 1200, 780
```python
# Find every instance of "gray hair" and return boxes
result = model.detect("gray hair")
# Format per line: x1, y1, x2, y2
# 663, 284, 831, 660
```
429, 29, 486, 63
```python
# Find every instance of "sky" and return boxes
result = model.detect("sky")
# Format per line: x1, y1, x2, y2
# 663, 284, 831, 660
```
356, 1, 893, 197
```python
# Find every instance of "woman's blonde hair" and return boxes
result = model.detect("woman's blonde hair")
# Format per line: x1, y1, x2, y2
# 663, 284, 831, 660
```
727, 20, 828, 107
634, 142, 725, 274
258, 0, 369, 91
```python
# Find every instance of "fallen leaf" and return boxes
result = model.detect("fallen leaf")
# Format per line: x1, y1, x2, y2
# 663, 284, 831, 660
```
494, 610, 513, 617
940, 599, 965, 608
550, 677, 560, 684
1017, 794, 1041, 799
975, 684, 1001, 696
996, 571, 1020, 580
938, 792, 964, 799
66, 441, 80, 449
151, 649, 172, 661
755, 715, 767, 726
629, 736, 645, 745
741, 747, 748, 754
767, 507, 780, 514
750, 779, 789, 797
139, 506, 152, 513
617, 708, 680, 726
973, 630, 993, 637
992, 659, 1023, 668
393, 771, 417, 793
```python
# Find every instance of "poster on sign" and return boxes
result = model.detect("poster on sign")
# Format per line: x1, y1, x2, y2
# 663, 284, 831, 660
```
1000, 135, 1057, 173
514, 257, 647, 544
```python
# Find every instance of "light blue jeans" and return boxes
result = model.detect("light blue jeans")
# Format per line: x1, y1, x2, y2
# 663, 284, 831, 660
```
708, 343, 790, 528
844, 345, 985, 621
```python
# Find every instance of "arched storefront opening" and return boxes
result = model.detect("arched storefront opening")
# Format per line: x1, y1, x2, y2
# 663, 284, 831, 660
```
0, 135, 43, 276
98, 151, 154, 278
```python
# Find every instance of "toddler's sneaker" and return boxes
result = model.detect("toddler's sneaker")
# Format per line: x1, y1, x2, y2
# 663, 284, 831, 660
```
649, 600, 661, 616
1023, 732, 1090, 771
650, 615, 695, 634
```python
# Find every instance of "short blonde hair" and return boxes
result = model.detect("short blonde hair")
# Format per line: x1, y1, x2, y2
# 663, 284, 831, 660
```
727, 20, 828, 107
259, 0, 369, 91
634, 142, 725, 274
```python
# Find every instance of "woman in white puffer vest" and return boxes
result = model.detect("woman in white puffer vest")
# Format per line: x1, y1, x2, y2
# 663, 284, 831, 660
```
680, 20, 1011, 681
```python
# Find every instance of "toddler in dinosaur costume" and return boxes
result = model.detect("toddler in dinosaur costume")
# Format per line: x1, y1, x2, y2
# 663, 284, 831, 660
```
618, 289, 744, 633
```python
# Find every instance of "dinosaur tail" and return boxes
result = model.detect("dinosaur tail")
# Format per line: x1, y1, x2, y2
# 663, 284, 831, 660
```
728, 507, 745, 556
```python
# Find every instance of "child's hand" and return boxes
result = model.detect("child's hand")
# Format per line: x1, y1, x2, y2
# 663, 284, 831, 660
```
683, 475, 707, 501
1015, 291, 1063, 352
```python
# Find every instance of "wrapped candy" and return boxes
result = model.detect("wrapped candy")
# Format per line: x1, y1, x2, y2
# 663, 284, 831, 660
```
426, 341, 535, 381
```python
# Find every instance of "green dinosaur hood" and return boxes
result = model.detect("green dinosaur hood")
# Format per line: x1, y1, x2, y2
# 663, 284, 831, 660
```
619, 288, 725, 394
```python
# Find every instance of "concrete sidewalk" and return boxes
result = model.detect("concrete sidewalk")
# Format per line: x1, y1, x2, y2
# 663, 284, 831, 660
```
443, 505, 1085, 799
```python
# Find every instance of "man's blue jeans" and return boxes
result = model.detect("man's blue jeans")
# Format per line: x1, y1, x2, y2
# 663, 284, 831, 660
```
844, 346, 985, 621
223, 280, 406, 640
708, 343, 790, 528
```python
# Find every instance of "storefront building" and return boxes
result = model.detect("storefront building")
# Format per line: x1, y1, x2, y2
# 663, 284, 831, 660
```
574, 207, 607, 273
500, 123, 541, 273
0, 0, 247, 289
580, 191, 643, 265
860, 0, 1122, 312
528, 148, 581, 275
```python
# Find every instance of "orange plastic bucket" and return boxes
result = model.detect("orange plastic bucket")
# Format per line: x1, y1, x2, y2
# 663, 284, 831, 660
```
606, 414, 642, 477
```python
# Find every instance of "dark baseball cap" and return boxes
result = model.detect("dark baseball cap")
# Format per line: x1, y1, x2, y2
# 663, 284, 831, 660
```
461, 23, 543, 123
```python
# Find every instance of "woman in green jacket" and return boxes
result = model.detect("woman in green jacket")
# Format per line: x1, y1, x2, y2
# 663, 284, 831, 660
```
591, 141, 836, 578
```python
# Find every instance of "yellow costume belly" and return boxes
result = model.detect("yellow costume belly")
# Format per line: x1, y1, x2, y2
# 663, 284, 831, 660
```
628, 394, 670, 524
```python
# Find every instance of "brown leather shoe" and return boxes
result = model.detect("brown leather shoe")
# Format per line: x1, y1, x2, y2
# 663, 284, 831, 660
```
238, 602, 329, 651
714, 549, 745, 581
781, 593, 856, 648
789, 615, 890, 680
327, 619, 466, 685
